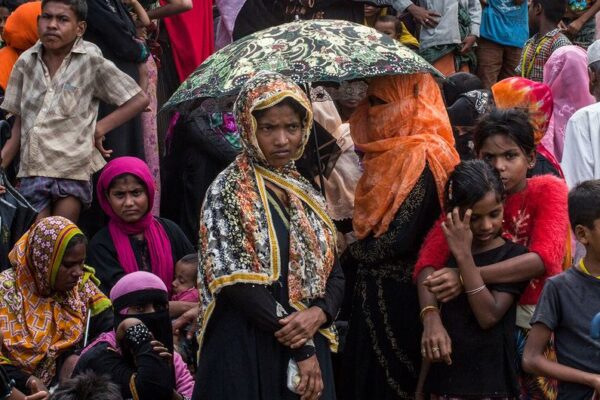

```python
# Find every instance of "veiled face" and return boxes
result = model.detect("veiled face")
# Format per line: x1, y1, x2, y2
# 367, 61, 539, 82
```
254, 104, 303, 169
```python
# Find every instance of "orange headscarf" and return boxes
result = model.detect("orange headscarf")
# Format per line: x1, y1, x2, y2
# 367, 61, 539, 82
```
350, 73, 459, 239
0, 1, 41, 91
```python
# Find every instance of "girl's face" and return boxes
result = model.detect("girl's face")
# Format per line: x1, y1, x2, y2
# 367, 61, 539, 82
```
54, 242, 86, 292
478, 134, 534, 194
469, 191, 504, 248
107, 175, 149, 223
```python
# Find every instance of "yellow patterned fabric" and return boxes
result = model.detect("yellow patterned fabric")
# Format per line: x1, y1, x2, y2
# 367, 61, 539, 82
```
0, 217, 110, 385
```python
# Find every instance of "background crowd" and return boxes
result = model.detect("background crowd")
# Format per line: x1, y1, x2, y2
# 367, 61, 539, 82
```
1, 0, 600, 399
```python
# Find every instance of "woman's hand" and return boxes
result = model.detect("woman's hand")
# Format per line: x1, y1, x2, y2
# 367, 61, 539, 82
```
275, 307, 327, 349
407, 4, 441, 28
423, 268, 463, 303
151, 340, 173, 365
296, 355, 323, 400
172, 305, 199, 340
25, 377, 49, 400
441, 208, 473, 261
460, 35, 477, 54
421, 312, 452, 365
116, 318, 144, 341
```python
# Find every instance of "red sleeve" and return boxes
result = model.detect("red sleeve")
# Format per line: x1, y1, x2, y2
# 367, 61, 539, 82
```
527, 176, 569, 278
413, 216, 450, 282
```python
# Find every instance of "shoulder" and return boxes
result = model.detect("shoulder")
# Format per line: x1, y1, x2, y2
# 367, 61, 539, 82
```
156, 217, 186, 237
89, 227, 113, 248
552, 33, 572, 47
527, 175, 568, 196
502, 240, 529, 257
569, 103, 600, 124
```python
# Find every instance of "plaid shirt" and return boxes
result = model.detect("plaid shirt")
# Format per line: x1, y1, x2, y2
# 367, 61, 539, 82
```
1, 38, 141, 180
515, 28, 572, 82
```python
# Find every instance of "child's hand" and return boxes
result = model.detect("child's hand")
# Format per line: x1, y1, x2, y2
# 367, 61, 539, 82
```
441, 208, 473, 261
95, 137, 113, 158
0, 184, 5, 195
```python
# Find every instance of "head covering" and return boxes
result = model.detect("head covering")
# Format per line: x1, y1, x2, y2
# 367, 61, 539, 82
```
0, 1, 41, 91
81, 271, 194, 397
349, 73, 460, 239
96, 157, 174, 291
198, 71, 337, 353
542, 46, 595, 161
446, 89, 494, 127
588, 39, 600, 65
442, 72, 484, 106
491, 77, 553, 145
0, 217, 110, 385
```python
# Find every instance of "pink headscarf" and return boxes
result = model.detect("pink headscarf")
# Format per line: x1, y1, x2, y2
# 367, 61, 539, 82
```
543, 45, 595, 162
97, 157, 174, 291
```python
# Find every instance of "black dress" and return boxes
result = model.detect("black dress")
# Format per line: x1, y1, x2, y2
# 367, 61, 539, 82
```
87, 217, 194, 294
193, 188, 344, 400
341, 168, 441, 400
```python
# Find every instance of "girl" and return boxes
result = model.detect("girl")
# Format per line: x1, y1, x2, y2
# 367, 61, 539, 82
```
415, 108, 569, 399
418, 160, 528, 399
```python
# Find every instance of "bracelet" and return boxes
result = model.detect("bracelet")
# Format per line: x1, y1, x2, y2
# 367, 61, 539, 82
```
419, 305, 440, 321
459, 273, 464, 286
465, 284, 486, 296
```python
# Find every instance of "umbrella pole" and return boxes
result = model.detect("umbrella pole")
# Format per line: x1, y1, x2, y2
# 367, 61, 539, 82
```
304, 83, 327, 200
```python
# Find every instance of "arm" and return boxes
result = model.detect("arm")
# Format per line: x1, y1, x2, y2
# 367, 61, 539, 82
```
413, 218, 450, 280
146, 0, 192, 19
442, 209, 518, 330
128, 0, 151, 26
460, 0, 481, 53
561, 116, 594, 188
564, 1, 600, 36
479, 252, 545, 284
95, 92, 148, 140
523, 323, 600, 392
169, 301, 196, 318
309, 259, 344, 327
1, 115, 20, 169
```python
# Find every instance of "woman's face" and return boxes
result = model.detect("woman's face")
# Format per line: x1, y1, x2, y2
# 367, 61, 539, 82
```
107, 175, 149, 223
54, 242, 86, 292
126, 302, 167, 314
478, 134, 534, 194
255, 104, 303, 169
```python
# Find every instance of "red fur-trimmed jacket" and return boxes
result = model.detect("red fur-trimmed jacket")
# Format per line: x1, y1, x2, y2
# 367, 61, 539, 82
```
414, 175, 569, 305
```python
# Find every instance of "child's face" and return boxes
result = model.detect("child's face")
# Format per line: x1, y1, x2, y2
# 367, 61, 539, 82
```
364, 5, 380, 17
576, 219, 600, 258
172, 261, 197, 294
38, 2, 86, 53
469, 191, 504, 248
374, 21, 398, 39
0, 7, 10, 37
478, 134, 533, 194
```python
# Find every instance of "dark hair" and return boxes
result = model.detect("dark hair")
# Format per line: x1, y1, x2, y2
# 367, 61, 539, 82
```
473, 108, 535, 155
445, 160, 505, 213
590, 60, 600, 76
532, 0, 566, 23
108, 173, 145, 191
41, 0, 87, 21
0, 0, 9, 10
180, 253, 199, 267
65, 233, 87, 252
374, 15, 402, 34
252, 97, 307, 125
49, 371, 123, 400
443, 72, 484, 106
568, 180, 600, 229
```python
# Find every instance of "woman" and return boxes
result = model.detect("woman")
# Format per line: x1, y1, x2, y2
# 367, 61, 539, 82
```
75, 271, 194, 400
87, 157, 193, 294
0, 217, 112, 395
542, 45, 595, 162
491, 77, 564, 178
194, 71, 344, 400
341, 73, 459, 399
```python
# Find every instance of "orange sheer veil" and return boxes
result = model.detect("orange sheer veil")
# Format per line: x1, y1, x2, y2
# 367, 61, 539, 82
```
350, 73, 459, 239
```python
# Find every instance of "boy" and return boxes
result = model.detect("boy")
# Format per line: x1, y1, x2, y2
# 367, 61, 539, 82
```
523, 180, 600, 399
0, 0, 148, 223
515, 0, 571, 82
374, 14, 419, 50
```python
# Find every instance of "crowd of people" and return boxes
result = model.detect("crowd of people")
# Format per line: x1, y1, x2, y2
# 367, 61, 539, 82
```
0, 0, 600, 399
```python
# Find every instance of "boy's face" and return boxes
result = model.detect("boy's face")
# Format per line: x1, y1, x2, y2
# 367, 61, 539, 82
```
172, 261, 197, 295
528, 0, 540, 34
38, 2, 86, 53
374, 21, 398, 39
0, 7, 10, 37
576, 219, 600, 257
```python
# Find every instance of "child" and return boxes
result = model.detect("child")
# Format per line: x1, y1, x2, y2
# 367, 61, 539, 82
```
415, 108, 569, 398
0, 0, 149, 223
49, 371, 122, 400
515, 0, 571, 82
374, 14, 420, 50
523, 180, 600, 399
171, 253, 199, 305
417, 159, 528, 399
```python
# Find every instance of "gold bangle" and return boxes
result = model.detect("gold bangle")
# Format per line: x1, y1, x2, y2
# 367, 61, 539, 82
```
420, 305, 439, 321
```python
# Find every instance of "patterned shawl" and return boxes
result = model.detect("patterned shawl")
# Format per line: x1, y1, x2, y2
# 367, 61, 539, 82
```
350, 73, 460, 239
0, 217, 110, 385
197, 71, 337, 352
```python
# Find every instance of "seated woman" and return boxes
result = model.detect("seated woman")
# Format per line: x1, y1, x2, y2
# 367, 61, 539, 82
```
74, 271, 194, 400
187, 71, 344, 400
87, 157, 193, 295
0, 217, 112, 396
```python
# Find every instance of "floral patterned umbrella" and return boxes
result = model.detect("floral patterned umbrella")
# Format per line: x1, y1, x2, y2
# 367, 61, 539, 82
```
163, 18, 440, 112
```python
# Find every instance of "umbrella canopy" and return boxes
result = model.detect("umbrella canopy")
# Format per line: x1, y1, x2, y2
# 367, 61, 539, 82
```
163, 18, 439, 112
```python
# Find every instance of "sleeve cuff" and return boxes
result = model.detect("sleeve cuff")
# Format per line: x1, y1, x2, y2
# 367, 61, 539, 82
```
291, 342, 316, 362
310, 300, 333, 327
